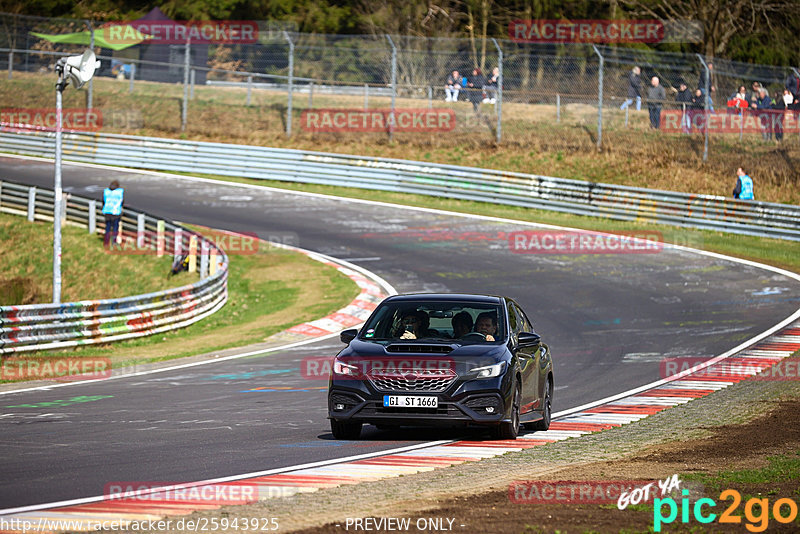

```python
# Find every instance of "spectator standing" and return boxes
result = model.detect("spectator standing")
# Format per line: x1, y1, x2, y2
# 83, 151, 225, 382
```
466, 67, 485, 111
747, 82, 762, 109
102, 180, 124, 248
732, 167, 754, 200
774, 89, 794, 142
445, 70, 461, 102
756, 87, 773, 140
485, 67, 499, 104
675, 81, 693, 133
688, 88, 705, 133
620, 66, 642, 111
786, 70, 800, 100
647, 76, 666, 129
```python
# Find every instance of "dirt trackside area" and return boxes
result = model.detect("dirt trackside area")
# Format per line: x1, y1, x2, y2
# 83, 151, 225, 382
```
294, 394, 800, 533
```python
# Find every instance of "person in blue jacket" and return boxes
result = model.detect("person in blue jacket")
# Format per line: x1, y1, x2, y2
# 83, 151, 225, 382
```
733, 168, 754, 200
102, 180, 124, 248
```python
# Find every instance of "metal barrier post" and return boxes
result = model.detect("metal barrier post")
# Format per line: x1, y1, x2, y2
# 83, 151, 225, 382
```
364, 84, 368, 110
88, 199, 96, 233
27, 187, 35, 221
156, 220, 165, 257
129, 63, 135, 93
625, 105, 629, 127
188, 235, 198, 273
592, 45, 603, 150
428, 86, 432, 109
696, 54, 710, 162
182, 39, 190, 131
386, 35, 397, 142
284, 31, 294, 137
308, 81, 314, 107
247, 75, 252, 106
492, 38, 503, 143
200, 240, 209, 279
190, 68, 195, 99
556, 94, 560, 122
7, 50, 12, 80
209, 248, 217, 276
137, 213, 145, 248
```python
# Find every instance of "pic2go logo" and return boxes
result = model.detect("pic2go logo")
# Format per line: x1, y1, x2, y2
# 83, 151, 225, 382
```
654, 489, 799, 532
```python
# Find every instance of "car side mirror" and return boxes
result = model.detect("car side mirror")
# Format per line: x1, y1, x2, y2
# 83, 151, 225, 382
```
340, 329, 358, 344
517, 332, 541, 347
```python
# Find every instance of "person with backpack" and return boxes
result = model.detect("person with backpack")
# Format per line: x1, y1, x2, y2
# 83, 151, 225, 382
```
102, 180, 124, 248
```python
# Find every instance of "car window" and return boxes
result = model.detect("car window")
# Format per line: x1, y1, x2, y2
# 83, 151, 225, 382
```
507, 302, 521, 343
516, 305, 534, 333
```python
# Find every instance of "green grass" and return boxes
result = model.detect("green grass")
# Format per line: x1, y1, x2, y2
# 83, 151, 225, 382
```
686, 451, 800, 489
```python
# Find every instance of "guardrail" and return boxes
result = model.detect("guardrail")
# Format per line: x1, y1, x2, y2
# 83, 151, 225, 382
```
0, 178, 229, 355
1, 128, 799, 241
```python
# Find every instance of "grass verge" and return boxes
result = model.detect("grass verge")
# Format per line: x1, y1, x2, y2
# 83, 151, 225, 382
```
1, 214, 360, 379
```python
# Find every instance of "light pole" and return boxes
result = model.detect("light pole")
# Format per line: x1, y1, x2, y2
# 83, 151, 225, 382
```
52, 50, 99, 303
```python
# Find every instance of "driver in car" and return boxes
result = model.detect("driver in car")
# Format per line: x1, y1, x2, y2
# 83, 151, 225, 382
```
396, 310, 431, 339
451, 311, 474, 338
474, 312, 497, 341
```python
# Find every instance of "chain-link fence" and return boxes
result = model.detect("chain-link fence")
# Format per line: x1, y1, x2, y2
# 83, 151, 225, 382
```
1, 12, 799, 162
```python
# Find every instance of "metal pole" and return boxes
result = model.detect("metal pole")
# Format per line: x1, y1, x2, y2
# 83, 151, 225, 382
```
7, 50, 12, 80
793, 68, 800, 141
284, 31, 294, 137
86, 20, 94, 110
53, 80, 64, 304
129, 63, 135, 93
27, 187, 35, 222
386, 35, 397, 142
308, 81, 314, 107
428, 86, 432, 109
556, 94, 560, 122
247, 75, 252, 106
182, 39, 190, 131
364, 84, 368, 110
696, 54, 710, 162
592, 45, 603, 150
492, 38, 503, 144
88, 199, 96, 234
625, 105, 629, 127
190, 68, 195, 99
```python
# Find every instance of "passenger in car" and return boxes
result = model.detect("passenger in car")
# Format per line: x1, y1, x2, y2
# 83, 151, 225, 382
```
451, 311, 474, 338
475, 312, 497, 341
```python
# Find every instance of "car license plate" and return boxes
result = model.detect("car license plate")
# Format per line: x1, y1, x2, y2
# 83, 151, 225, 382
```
383, 395, 438, 408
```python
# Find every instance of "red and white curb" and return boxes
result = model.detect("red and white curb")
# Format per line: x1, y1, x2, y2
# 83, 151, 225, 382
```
2, 324, 798, 532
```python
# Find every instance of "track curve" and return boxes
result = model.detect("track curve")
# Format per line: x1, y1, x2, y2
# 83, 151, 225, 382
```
1, 155, 799, 509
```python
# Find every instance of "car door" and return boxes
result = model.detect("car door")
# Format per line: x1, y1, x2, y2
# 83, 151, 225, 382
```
508, 302, 537, 413
518, 304, 549, 407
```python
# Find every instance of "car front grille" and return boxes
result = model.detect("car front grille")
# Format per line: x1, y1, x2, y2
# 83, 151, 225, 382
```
367, 368, 457, 392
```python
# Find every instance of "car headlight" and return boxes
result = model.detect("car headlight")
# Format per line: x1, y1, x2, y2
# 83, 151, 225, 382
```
470, 361, 506, 379
333, 359, 359, 376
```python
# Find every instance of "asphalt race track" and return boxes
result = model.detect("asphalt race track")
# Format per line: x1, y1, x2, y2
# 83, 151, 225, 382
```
2, 155, 800, 509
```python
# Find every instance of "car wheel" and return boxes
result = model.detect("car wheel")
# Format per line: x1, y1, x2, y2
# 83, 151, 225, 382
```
492, 381, 520, 440
530, 378, 552, 431
330, 419, 362, 439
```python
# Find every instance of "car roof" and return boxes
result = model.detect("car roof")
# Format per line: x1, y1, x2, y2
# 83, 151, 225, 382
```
385, 293, 504, 304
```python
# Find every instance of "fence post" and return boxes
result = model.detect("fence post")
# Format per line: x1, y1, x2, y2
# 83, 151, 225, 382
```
386, 35, 397, 142
27, 187, 35, 222
182, 39, 191, 131
188, 235, 198, 273
156, 220, 165, 257
492, 38, 503, 144
209, 248, 217, 276
88, 199, 96, 234
7, 50, 12, 80
284, 31, 294, 137
174, 227, 183, 258
308, 81, 314, 107
247, 75, 252, 106
625, 105, 629, 127
428, 86, 432, 109
592, 45, 603, 150
129, 63, 135, 93
137, 213, 145, 248
696, 54, 710, 162
190, 68, 195, 99
556, 94, 560, 122
364, 84, 368, 110
85, 20, 94, 110
200, 240, 209, 279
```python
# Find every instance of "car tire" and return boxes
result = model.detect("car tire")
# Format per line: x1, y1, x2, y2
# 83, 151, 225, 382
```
530, 378, 552, 431
492, 381, 520, 440
330, 419, 362, 439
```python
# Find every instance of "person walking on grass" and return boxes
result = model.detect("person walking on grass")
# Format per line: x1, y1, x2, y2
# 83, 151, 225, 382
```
732, 168, 754, 200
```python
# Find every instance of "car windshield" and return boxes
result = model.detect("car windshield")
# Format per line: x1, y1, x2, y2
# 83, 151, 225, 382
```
360, 300, 506, 343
